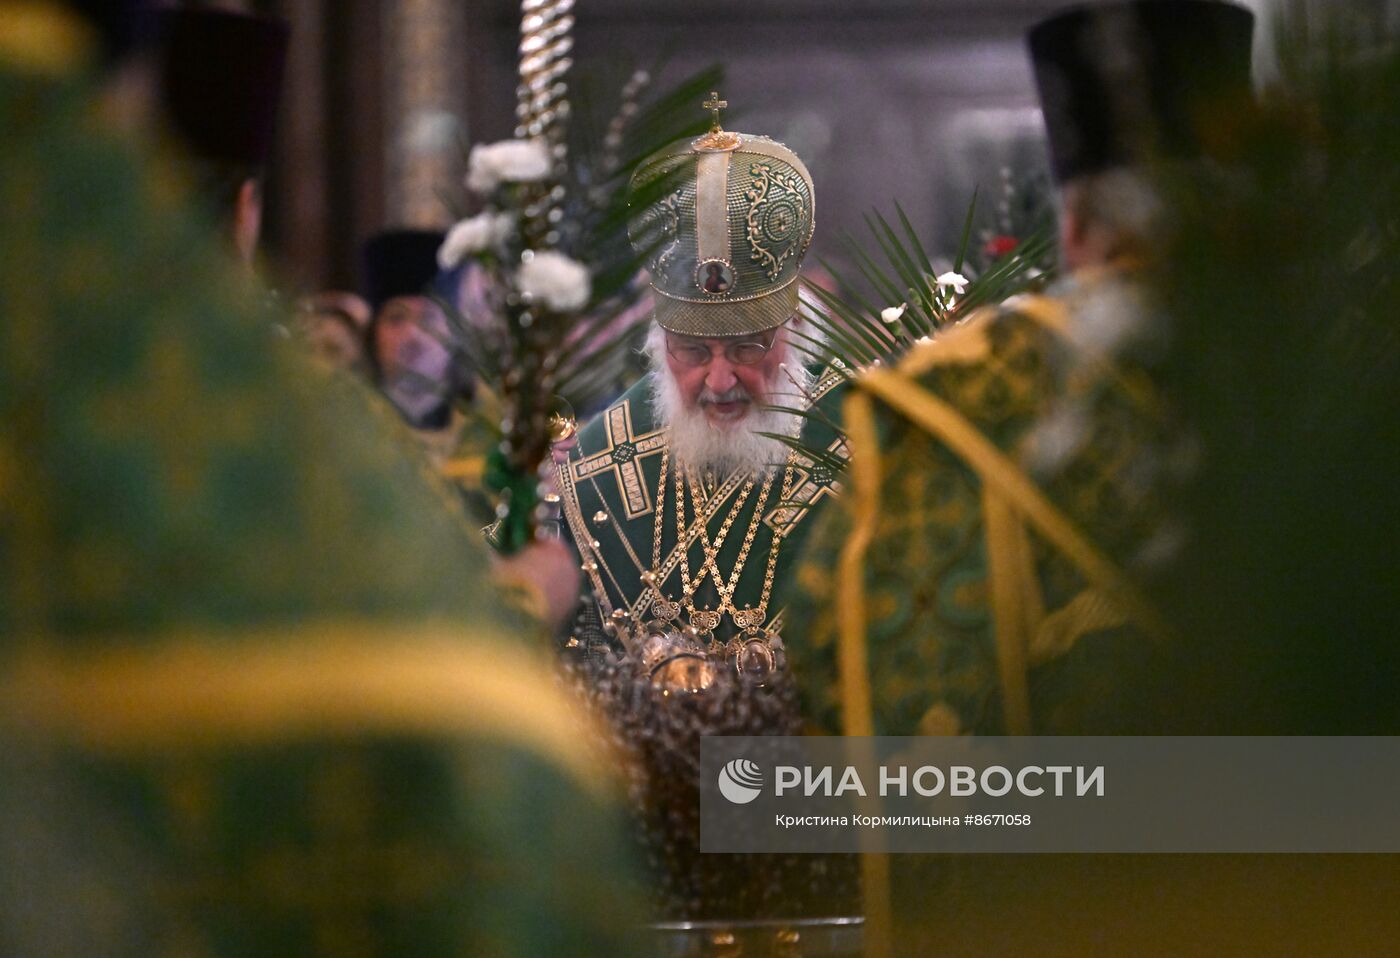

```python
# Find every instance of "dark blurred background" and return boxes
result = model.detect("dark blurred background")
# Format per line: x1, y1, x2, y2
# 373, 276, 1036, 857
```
209, 0, 1393, 292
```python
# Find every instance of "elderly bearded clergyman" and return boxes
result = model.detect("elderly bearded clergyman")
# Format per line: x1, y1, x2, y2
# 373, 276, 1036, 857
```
555, 97, 845, 687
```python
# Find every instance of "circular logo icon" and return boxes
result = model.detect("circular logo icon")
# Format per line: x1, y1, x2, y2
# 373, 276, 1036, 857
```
718, 758, 764, 804
696, 259, 736, 296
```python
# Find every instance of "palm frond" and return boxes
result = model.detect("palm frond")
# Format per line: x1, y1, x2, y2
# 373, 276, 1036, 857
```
951, 185, 979, 275
756, 432, 850, 474
764, 401, 848, 442
781, 191, 1055, 474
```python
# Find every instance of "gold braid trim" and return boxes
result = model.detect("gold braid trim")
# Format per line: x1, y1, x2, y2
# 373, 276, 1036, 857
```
1004, 293, 1070, 336
983, 486, 1034, 736
1030, 589, 1129, 667
897, 312, 996, 377
556, 453, 613, 614
837, 391, 880, 739
0, 623, 613, 797
836, 391, 893, 958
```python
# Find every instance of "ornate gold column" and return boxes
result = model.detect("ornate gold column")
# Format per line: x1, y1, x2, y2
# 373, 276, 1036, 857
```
381, 0, 469, 228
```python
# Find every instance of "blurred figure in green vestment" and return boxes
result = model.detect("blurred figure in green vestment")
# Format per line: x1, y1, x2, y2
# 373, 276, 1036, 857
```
0, 4, 643, 955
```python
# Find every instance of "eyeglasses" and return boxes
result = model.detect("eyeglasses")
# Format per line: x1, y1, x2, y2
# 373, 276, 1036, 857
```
665, 328, 779, 368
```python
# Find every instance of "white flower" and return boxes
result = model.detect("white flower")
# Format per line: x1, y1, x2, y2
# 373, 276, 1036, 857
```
517, 250, 591, 313
935, 271, 970, 296
880, 303, 907, 325
438, 212, 514, 269
466, 139, 551, 194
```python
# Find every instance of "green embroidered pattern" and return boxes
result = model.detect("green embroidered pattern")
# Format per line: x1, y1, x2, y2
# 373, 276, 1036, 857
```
744, 163, 808, 281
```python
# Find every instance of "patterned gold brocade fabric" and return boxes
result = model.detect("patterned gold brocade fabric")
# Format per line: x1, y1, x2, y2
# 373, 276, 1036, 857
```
787, 275, 1178, 738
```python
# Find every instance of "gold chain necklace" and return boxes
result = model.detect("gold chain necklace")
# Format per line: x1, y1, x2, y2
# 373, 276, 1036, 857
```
676, 462, 756, 635
635, 445, 801, 685
644, 446, 753, 625
645, 447, 680, 621
641, 440, 799, 640
728, 458, 797, 632
692, 466, 773, 611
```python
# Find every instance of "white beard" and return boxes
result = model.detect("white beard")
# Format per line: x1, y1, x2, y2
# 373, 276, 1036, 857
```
644, 324, 813, 478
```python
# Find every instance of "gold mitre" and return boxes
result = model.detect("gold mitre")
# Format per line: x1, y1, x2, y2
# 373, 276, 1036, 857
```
628, 92, 816, 337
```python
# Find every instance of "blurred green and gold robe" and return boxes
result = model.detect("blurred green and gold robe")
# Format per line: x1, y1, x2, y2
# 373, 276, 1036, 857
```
0, 35, 641, 957
787, 270, 1178, 737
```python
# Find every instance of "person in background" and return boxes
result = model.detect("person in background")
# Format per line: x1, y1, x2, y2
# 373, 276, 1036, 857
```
152, 4, 288, 267
361, 228, 469, 437
787, 5, 1252, 950
360, 229, 587, 631
303, 287, 373, 335
790, 0, 1255, 740
780, 4, 1397, 955
295, 289, 372, 376
0, 4, 644, 954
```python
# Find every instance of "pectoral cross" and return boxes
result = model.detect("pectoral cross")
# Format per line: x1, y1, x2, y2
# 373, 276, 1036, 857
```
703, 91, 728, 132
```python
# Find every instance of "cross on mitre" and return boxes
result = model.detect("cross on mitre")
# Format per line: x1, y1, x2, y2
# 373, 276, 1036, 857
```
703, 91, 728, 132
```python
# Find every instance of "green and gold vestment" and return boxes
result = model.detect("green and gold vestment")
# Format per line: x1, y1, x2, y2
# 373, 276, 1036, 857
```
787, 271, 1177, 738
569, 101, 842, 676
558, 367, 847, 664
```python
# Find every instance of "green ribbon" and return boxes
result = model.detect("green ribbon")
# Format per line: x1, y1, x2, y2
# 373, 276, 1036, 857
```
483, 447, 539, 555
